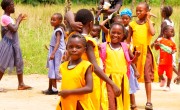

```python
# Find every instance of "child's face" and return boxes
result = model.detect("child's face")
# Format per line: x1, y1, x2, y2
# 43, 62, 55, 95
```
121, 15, 131, 26
50, 15, 61, 27
110, 25, 124, 43
7, 1, 15, 13
136, 4, 148, 19
164, 27, 174, 38
90, 26, 101, 38
67, 37, 86, 61
113, 18, 122, 24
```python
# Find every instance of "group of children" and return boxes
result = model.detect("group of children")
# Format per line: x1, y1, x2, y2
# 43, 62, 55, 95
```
0, 0, 179, 110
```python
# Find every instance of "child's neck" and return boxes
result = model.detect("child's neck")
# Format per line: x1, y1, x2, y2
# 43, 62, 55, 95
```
110, 42, 121, 49
137, 18, 146, 24
69, 58, 82, 66
54, 25, 60, 30
4, 12, 10, 16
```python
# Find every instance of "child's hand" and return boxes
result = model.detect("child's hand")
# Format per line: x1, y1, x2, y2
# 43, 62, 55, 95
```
22, 14, 28, 20
112, 84, 121, 97
58, 90, 71, 98
70, 22, 83, 32
49, 54, 55, 60
174, 76, 180, 84
134, 50, 140, 58
134, 70, 140, 79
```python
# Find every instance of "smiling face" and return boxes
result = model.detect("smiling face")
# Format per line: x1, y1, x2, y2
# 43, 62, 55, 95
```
136, 4, 148, 20
50, 14, 61, 27
110, 24, 124, 44
67, 37, 86, 61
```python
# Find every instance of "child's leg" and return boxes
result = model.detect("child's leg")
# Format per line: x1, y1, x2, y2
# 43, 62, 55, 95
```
173, 66, 178, 75
48, 79, 53, 90
166, 78, 171, 87
145, 82, 151, 103
17, 73, 31, 90
0, 71, 4, 80
52, 79, 57, 89
130, 94, 137, 108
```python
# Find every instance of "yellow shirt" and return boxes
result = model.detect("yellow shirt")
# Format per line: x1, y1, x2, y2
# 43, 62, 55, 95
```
101, 43, 130, 110
105, 30, 111, 43
129, 21, 158, 82
81, 35, 101, 110
56, 60, 94, 110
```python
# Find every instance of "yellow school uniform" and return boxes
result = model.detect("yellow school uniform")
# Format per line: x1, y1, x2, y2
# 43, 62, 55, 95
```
105, 30, 111, 43
81, 35, 101, 110
129, 21, 158, 82
101, 44, 130, 110
56, 60, 94, 110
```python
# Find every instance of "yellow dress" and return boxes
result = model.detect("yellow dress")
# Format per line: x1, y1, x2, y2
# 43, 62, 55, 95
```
101, 44, 130, 110
56, 60, 94, 110
129, 21, 158, 82
81, 35, 101, 110
105, 30, 111, 43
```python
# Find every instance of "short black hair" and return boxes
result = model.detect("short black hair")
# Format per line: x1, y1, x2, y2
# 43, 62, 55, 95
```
75, 9, 94, 25
162, 6, 173, 17
162, 25, 173, 33
67, 34, 87, 48
138, 2, 150, 11
53, 13, 63, 21
1, 0, 12, 10
110, 22, 127, 41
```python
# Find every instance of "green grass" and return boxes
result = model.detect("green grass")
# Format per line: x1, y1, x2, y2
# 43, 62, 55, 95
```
0, 4, 179, 74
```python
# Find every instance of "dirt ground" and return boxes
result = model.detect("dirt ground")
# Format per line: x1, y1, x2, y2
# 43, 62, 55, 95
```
0, 74, 180, 110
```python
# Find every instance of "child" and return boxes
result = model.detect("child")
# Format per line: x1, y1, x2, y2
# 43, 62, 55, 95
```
127, 2, 158, 110
100, 15, 122, 43
0, 0, 31, 91
90, 24, 101, 45
174, 59, 180, 83
154, 25, 176, 91
56, 34, 94, 110
65, 9, 121, 109
120, 8, 140, 110
153, 6, 178, 77
43, 13, 66, 95
100, 23, 139, 110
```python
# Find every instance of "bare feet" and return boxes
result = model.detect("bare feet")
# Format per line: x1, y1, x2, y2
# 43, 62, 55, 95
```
18, 85, 32, 90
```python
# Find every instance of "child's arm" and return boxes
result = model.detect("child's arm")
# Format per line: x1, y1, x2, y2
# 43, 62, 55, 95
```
174, 62, 180, 83
128, 47, 140, 63
86, 41, 121, 97
126, 26, 133, 44
49, 31, 61, 60
99, 18, 109, 35
131, 64, 140, 79
7, 14, 26, 32
65, 11, 83, 32
146, 12, 155, 36
58, 65, 93, 98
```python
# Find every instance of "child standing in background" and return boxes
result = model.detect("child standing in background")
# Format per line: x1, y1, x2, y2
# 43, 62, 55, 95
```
90, 24, 101, 45
0, 0, 31, 91
120, 8, 140, 110
43, 13, 65, 95
155, 25, 176, 91
153, 6, 178, 76
56, 34, 94, 110
127, 2, 158, 110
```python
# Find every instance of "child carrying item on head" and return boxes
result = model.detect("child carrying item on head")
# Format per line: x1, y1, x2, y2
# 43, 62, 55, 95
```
154, 25, 176, 91
43, 13, 66, 95
56, 34, 94, 110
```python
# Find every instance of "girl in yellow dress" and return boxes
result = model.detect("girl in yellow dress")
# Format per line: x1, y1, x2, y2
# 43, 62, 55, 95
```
56, 34, 94, 110
127, 2, 158, 110
65, 9, 121, 110
100, 23, 139, 110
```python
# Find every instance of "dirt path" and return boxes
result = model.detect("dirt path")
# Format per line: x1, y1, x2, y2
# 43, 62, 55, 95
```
0, 74, 180, 110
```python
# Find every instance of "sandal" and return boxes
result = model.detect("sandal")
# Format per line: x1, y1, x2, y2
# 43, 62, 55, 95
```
18, 85, 32, 90
145, 102, 153, 110
131, 105, 138, 110
42, 89, 58, 95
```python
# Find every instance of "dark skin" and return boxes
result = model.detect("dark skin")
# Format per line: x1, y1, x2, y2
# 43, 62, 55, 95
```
47, 14, 62, 90
58, 37, 93, 98
0, 1, 31, 90
127, 3, 155, 104
65, 10, 121, 97
174, 62, 180, 83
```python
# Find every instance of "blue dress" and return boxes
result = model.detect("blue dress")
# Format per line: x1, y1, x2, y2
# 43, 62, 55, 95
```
46, 27, 66, 79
